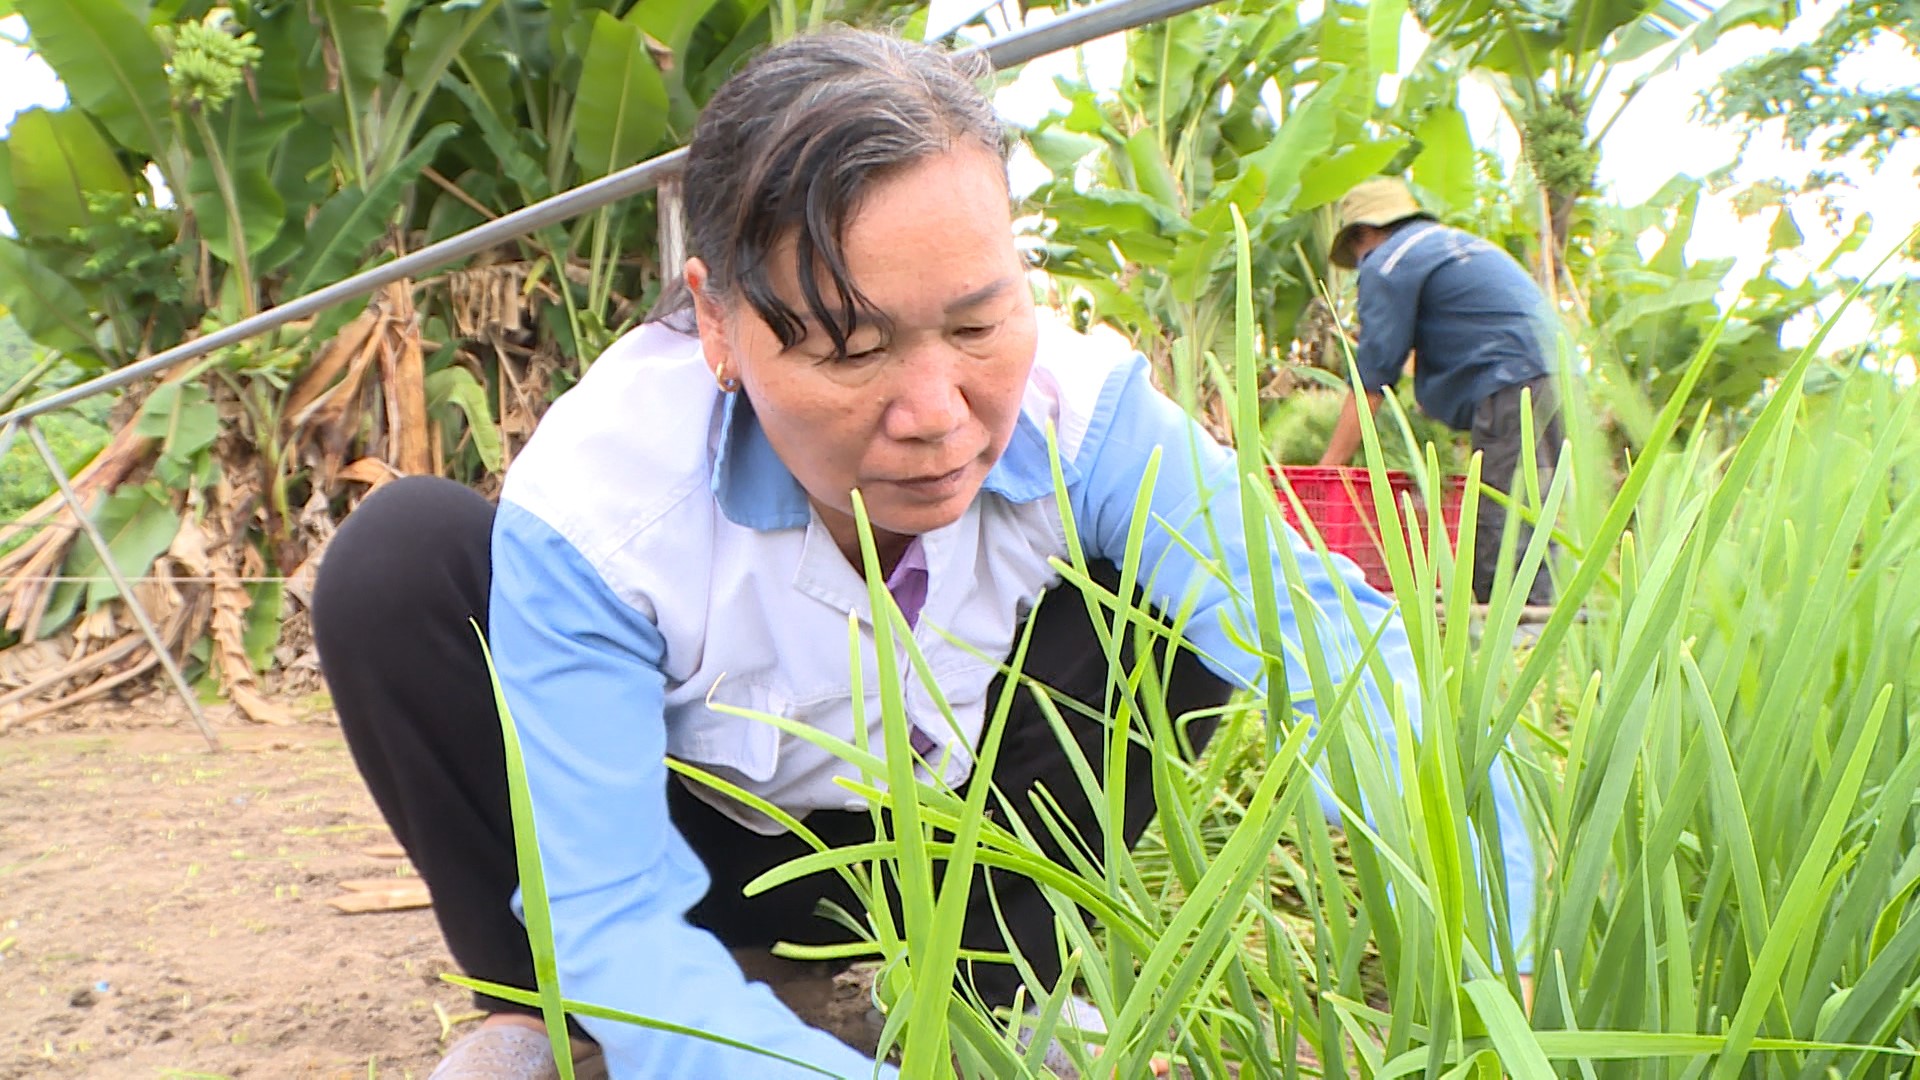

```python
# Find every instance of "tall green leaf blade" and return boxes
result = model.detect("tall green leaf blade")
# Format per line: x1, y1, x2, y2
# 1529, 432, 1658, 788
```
570, 12, 669, 179
289, 123, 461, 297
15, 0, 173, 160
1710, 683, 1895, 1078
471, 628, 579, 1080
843, 491, 944, 1074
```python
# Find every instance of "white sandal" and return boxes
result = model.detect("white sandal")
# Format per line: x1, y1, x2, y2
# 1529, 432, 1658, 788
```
1019, 995, 1108, 1078
428, 1023, 609, 1080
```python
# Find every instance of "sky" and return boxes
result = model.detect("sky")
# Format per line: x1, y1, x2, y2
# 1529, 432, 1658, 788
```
4, 2, 1916, 350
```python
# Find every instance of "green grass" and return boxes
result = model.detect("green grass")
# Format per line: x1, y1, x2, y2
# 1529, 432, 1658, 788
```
464, 221, 1920, 1078
0, 318, 113, 529
0, 413, 109, 520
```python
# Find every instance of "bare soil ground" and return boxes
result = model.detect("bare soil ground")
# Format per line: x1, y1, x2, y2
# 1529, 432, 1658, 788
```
0, 698, 883, 1080
1, 706, 472, 1079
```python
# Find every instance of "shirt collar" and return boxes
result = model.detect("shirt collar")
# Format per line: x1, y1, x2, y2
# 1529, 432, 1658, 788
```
1364, 221, 1446, 275
711, 392, 812, 530
711, 392, 1066, 532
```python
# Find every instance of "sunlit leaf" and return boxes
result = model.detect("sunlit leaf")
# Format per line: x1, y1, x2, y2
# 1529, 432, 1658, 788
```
1412, 103, 1477, 213
2, 108, 132, 242
570, 12, 670, 179
1767, 206, 1803, 252
14, 0, 172, 160
1294, 137, 1411, 211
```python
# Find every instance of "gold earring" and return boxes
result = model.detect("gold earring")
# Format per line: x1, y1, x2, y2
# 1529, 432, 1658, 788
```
715, 363, 739, 393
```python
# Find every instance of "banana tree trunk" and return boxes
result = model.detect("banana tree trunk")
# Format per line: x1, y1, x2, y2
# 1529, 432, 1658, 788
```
1547, 186, 1578, 280
376, 282, 433, 477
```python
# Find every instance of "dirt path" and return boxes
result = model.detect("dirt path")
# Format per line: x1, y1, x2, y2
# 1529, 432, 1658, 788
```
0, 704, 885, 1080
0, 720, 471, 1079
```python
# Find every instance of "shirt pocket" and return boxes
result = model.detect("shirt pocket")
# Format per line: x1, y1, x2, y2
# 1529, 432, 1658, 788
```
665, 677, 786, 785
904, 652, 999, 780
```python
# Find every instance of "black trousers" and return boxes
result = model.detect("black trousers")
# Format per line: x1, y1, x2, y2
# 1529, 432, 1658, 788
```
311, 477, 1231, 1020
1470, 375, 1563, 606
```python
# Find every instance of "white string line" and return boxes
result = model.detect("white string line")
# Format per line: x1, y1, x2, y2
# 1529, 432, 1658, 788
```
0, 576, 298, 584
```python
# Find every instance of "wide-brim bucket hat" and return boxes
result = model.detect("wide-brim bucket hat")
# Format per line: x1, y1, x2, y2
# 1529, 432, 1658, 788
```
1330, 177, 1435, 269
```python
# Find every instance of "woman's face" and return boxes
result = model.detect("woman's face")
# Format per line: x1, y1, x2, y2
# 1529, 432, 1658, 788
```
688, 145, 1037, 562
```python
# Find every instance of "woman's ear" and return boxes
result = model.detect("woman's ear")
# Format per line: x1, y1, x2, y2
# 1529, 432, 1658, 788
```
685, 258, 731, 384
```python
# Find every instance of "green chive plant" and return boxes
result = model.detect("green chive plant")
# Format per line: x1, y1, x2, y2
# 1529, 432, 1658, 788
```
461, 218, 1920, 1079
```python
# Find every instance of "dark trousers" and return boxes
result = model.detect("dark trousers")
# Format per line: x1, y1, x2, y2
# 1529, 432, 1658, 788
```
310, 477, 1231, 1021
1470, 375, 1563, 606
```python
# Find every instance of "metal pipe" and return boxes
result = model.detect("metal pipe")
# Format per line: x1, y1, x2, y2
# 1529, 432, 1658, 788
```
0, 0, 1217, 427
0, 150, 684, 424
22, 419, 221, 751
966, 0, 1214, 68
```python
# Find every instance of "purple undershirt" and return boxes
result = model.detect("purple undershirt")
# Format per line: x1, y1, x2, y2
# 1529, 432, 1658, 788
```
882, 540, 939, 758
883, 539, 929, 628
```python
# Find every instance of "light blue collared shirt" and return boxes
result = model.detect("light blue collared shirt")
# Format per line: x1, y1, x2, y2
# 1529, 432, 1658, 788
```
488, 319, 1535, 1079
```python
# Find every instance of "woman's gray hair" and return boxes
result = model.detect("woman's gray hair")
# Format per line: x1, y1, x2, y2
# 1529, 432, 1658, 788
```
650, 28, 1008, 359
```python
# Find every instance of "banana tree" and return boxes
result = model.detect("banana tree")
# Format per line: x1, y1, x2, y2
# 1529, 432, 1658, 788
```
1023, 0, 1479, 435
1580, 173, 1856, 440
1411, 0, 1797, 272
0, 0, 985, 716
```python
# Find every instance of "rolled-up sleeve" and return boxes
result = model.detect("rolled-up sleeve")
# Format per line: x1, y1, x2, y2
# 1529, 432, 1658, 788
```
488, 500, 889, 1080
1065, 359, 1535, 972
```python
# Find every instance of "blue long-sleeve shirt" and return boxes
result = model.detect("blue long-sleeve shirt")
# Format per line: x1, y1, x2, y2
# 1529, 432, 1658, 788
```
1355, 224, 1554, 430
488, 316, 1534, 1078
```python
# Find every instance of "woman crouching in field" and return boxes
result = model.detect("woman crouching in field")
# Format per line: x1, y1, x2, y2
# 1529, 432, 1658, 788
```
313, 27, 1533, 1080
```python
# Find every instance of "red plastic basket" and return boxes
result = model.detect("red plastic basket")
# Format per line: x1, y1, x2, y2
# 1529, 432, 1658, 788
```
1270, 466, 1467, 594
